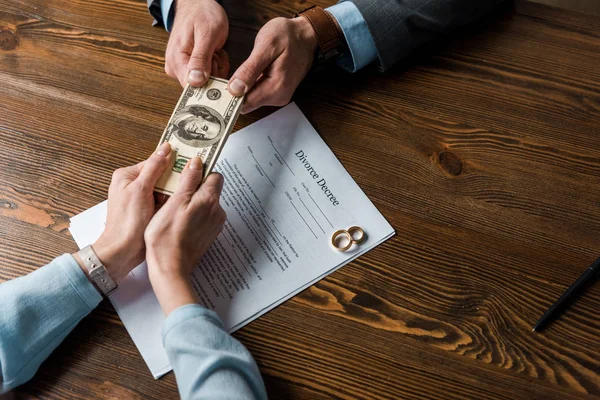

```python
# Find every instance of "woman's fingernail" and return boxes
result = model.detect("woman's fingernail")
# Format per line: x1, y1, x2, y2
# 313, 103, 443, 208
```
156, 142, 171, 157
189, 156, 203, 170
188, 69, 207, 85
229, 79, 247, 96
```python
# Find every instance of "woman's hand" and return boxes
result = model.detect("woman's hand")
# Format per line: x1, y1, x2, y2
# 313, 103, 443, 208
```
165, 0, 230, 87
75, 143, 172, 283
144, 157, 226, 315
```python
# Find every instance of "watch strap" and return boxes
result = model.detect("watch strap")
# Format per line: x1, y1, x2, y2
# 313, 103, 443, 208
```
78, 245, 117, 296
296, 6, 343, 56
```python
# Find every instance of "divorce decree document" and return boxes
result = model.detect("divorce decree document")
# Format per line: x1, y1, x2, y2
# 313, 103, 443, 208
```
69, 103, 394, 378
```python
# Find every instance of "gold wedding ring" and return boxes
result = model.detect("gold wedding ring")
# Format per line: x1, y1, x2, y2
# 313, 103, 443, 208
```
332, 229, 353, 252
331, 226, 366, 252
347, 226, 365, 243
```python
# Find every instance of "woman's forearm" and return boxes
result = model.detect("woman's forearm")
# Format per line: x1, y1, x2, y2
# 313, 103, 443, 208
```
149, 268, 199, 316
162, 304, 268, 400
149, 266, 267, 399
0, 254, 102, 393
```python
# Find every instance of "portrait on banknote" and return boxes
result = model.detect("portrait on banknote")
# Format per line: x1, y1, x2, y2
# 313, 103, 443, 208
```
170, 105, 225, 147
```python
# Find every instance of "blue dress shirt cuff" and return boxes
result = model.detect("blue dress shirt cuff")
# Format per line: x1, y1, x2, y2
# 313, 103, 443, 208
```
326, 1, 378, 72
160, 0, 175, 32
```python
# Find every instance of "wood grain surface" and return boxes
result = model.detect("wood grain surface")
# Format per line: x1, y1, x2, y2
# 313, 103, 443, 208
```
1, 0, 599, 399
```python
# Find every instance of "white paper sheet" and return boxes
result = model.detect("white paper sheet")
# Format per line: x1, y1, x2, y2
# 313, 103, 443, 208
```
69, 103, 394, 378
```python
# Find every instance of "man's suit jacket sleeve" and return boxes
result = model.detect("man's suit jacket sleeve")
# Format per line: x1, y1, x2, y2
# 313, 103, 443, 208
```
148, 0, 163, 27
148, 0, 176, 31
349, 0, 508, 70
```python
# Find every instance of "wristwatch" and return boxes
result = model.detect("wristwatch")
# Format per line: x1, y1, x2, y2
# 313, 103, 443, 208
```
295, 5, 347, 65
77, 245, 117, 296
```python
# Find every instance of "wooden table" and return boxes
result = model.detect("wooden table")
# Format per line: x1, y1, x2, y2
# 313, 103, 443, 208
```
1, 1, 599, 398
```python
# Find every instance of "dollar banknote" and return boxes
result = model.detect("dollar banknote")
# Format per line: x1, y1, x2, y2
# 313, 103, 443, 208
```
154, 78, 244, 195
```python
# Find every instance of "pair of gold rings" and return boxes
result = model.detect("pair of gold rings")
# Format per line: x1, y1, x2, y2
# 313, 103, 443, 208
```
331, 226, 365, 252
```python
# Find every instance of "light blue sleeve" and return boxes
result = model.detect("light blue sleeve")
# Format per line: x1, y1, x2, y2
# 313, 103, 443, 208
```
159, 0, 175, 32
0, 254, 102, 393
162, 304, 267, 400
326, 1, 378, 72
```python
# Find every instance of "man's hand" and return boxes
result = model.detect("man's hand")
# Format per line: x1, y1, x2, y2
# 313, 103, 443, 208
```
227, 17, 318, 114
78, 143, 172, 283
165, 0, 230, 87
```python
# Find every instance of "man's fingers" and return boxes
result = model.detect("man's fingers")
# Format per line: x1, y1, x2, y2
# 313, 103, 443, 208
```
187, 33, 215, 87
166, 53, 189, 87
214, 49, 230, 78
177, 156, 204, 196
174, 56, 190, 87
137, 143, 172, 190
165, 37, 190, 87
241, 75, 291, 114
164, 41, 176, 77
165, 59, 175, 78
228, 43, 277, 97
193, 172, 224, 204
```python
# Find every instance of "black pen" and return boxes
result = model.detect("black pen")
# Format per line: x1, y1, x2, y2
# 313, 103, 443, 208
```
533, 256, 600, 332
